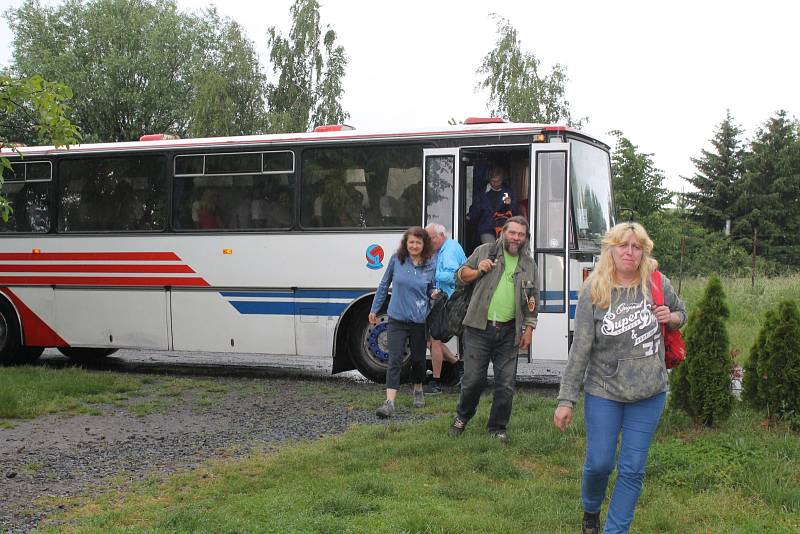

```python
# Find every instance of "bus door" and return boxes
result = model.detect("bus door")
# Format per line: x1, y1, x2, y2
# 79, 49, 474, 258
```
423, 148, 459, 357
423, 149, 459, 236
529, 143, 571, 361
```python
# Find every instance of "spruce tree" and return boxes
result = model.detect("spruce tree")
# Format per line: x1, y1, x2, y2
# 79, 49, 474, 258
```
759, 300, 800, 424
669, 277, 734, 426
685, 110, 745, 233
732, 111, 800, 265
741, 310, 772, 410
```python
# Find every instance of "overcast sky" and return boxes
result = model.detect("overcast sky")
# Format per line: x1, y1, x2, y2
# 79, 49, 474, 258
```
1, 0, 798, 192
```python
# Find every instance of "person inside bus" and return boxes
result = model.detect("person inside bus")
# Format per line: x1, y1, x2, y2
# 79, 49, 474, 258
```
448, 216, 538, 442
466, 166, 518, 244
192, 189, 222, 229
423, 223, 467, 394
371, 227, 440, 418
553, 222, 686, 534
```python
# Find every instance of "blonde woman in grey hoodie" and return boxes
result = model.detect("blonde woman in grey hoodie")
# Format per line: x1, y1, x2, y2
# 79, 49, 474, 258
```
553, 222, 686, 534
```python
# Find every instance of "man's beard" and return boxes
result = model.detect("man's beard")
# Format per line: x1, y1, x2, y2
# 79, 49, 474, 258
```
504, 240, 522, 255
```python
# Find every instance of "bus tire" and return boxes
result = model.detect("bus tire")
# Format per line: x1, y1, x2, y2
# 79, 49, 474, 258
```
58, 347, 118, 363
0, 300, 23, 365
349, 303, 410, 384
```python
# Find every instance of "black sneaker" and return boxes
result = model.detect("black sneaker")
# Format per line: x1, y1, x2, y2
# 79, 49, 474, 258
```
423, 380, 442, 395
448, 417, 466, 437
582, 511, 600, 534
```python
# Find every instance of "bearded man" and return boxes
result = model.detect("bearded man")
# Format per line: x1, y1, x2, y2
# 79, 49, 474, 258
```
448, 216, 539, 442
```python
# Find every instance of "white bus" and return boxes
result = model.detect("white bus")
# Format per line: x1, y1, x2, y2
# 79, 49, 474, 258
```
0, 119, 613, 382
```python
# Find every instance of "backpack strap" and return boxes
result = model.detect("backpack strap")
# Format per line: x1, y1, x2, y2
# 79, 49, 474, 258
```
488, 240, 501, 262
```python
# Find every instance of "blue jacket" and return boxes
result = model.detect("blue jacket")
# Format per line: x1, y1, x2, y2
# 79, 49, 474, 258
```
433, 239, 467, 297
370, 254, 436, 324
467, 184, 518, 235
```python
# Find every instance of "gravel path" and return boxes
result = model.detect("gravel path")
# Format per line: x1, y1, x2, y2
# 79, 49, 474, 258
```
0, 376, 420, 533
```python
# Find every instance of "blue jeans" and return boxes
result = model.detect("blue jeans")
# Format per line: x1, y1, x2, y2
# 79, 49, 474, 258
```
456, 323, 518, 432
385, 318, 427, 390
582, 392, 666, 534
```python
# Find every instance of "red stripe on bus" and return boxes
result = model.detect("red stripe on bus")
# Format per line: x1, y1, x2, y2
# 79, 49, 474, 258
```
0, 264, 196, 273
0, 288, 69, 347
0, 276, 209, 286
0, 252, 182, 261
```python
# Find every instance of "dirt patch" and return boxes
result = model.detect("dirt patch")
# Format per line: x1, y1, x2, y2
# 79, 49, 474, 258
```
0, 376, 418, 533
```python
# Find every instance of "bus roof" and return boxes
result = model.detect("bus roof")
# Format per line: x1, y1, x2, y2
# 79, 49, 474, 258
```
0, 121, 608, 157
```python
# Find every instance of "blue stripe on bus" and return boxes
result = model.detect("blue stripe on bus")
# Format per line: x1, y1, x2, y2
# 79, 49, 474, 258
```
229, 301, 350, 316
540, 290, 579, 300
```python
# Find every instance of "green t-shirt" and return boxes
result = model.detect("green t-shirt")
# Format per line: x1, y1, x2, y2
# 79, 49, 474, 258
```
486, 251, 518, 322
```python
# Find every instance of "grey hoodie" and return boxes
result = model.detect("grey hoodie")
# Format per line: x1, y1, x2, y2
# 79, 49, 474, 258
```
558, 273, 686, 407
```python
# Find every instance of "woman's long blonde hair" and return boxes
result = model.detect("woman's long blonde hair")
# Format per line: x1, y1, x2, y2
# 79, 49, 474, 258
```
587, 222, 659, 309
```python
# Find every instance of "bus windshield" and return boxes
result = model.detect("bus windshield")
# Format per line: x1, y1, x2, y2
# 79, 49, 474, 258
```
570, 139, 613, 250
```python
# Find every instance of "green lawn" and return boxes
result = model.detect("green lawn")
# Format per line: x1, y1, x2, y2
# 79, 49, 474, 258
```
677, 275, 800, 366
41, 390, 800, 533
0, 366, 228, 425
0, 366, 144, 423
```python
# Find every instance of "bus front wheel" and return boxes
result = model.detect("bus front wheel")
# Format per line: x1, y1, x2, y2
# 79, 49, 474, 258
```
349, 305, 410, 384
58, 347, 118, 363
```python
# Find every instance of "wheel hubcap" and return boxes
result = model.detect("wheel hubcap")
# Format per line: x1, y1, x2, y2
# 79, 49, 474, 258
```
362, 315, 411, 366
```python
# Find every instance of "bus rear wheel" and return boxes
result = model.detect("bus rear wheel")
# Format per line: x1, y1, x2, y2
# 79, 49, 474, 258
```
0, 301, 23, 365
349, 305, 410, 384
58, 347, 118, 363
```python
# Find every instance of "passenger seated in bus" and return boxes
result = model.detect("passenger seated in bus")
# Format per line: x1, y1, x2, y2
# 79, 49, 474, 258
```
466, 166, 518, 244
192, 189, 222, 229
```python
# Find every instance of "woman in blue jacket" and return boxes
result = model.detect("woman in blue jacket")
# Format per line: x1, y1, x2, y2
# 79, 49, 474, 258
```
371, 226, 439, 418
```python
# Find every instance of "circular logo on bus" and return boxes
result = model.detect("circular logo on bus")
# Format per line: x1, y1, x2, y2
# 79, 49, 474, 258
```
366, 244, 384, 270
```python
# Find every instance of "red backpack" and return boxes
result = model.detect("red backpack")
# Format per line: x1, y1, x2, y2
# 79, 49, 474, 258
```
650, 271, 686, 369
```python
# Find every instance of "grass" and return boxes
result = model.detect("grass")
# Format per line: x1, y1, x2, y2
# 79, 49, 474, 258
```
677, 275, 800, 365
0, 366, 232, 424
40, 389, 800, 533
0, 366, 143, 421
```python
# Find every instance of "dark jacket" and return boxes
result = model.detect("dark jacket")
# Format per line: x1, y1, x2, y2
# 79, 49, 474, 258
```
456, 242, 538, 346
467, 184, 518, 235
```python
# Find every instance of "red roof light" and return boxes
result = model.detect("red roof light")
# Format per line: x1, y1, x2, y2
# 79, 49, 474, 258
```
464, 117, 506, 125
313, 124, 355, 133
139, 134, 180, 141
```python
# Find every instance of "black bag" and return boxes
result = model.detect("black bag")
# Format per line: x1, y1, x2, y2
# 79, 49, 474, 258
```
428, 242, 500, 342
427, 293, 451, 342
428, 285, 473, 343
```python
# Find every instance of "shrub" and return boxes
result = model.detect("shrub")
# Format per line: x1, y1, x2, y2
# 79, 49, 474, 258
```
669, 276, 734, 426
741, 309, 773, 409
748, 300, 800, 427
